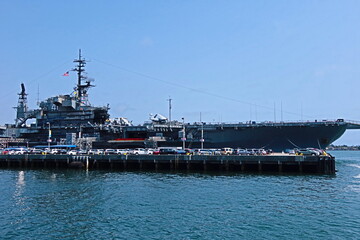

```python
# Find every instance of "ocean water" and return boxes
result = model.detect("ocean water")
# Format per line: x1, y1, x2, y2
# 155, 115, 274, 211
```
0, 151, 359, 240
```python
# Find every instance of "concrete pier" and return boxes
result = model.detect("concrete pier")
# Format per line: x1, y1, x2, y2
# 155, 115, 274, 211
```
0, 154, 336, 174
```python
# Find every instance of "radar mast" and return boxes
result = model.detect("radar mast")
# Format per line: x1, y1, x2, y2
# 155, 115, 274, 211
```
72, 49, 94, 106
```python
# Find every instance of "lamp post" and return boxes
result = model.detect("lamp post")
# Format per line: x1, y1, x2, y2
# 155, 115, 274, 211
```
181, 117, 186, 150
200, 112, 204, 149
47, 122, 51, 151
200, 122, 204, 149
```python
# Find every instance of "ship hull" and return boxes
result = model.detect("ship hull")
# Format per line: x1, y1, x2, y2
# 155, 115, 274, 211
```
183, 123, 347, 151
96, 121, 348, 151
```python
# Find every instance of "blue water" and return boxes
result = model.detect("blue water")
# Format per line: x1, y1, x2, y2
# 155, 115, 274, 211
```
1, 151, 359, 239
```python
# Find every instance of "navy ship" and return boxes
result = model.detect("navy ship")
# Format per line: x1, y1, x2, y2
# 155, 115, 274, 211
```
3, 51, 356, 151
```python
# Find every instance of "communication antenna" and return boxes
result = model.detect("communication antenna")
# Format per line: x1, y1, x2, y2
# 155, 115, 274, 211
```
167, 96, 172, 125
274, 102, 276, 122
72, 49, 94, 106
255, 104, 258, 121
36, 84, 40, 106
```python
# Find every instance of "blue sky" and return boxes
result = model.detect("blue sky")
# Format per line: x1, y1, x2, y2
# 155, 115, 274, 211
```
0, 1, 359, 144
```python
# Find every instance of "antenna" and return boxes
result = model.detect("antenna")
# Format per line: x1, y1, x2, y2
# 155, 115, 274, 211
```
274, 102, 276, 122
37, 84, 40, 106
255, 104, 258, 121
72, 49, 94, 106
167, 97, 172, 125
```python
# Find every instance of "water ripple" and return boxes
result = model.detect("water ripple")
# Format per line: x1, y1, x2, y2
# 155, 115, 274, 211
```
0, 151, 360, 239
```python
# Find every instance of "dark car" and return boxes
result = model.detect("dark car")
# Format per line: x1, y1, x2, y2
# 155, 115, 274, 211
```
30, 149, 44, 154
159, 148, 177, 154
235, 149, 250, 155
175, 149, 186, 155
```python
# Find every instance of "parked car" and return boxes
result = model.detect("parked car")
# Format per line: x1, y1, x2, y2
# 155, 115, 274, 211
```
257, 149, 267, 155
30, 149, 44, 154
247, 149, 258, 155
209, 149, 222, 155
284, 149, 296, 154
175, 149, 187, 155
95, 149, 104, 155
146, 149, 154, 155
307, 148, 324, 156
78, 150, 87, 155
1, 149, 9, 154
296, 148, 320, 156
105, 149, 116, 155
131, 148, 148, 155
116, 149, 128, 155
152, 149, 161, 155
194, 149, 212, 155
50, 149, 59, 154
1, 148, 25, 154
158, 148, 178, 155
221, 148, 234, 155
88, 149, 97, 155
235, 149, 250, 155
50, 149, 67, 154
67, 150, 79, 155
13, 148, 29, 155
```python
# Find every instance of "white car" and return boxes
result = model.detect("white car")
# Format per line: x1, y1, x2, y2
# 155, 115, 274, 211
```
116, 149, 128, 155
131, 148, 147, 155
88, 149, 96, 155
194, 149, 212, 155
30, 149, 44, 154
13, 148, 29, 155
67, 150, 78, 155
146, 149, 154, 155
95, 149, 104, 155
221, 148, 234, 155
16, 149, 28, 155
50, 149, 62, 154
105, 149, 116, 155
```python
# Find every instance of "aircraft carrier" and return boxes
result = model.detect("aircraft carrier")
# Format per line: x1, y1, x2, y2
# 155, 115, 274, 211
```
1, 51, 357, 151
